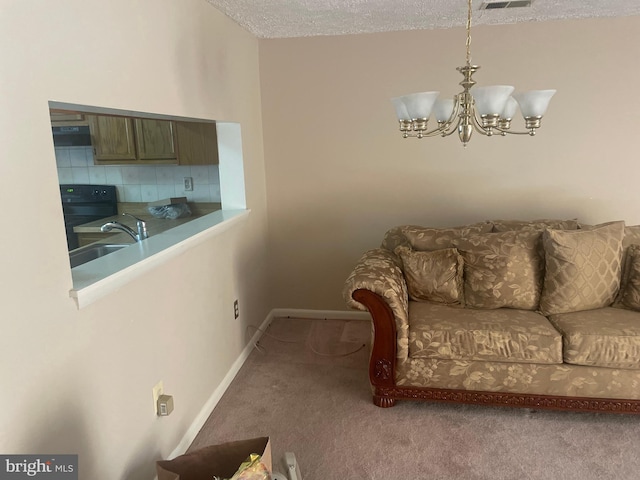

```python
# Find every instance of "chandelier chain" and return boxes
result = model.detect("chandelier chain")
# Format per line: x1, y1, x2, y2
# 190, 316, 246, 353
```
465, 0, 472, 66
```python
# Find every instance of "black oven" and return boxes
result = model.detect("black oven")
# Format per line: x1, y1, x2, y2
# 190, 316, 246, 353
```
60, 184, 118, 250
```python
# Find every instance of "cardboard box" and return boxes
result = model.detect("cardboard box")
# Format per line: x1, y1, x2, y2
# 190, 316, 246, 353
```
156, 437, 272, 480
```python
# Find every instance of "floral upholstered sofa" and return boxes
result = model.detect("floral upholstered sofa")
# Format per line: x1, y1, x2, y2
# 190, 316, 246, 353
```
343, 219, 640, 413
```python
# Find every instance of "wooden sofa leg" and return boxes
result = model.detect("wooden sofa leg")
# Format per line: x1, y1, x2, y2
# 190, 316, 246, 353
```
373, 395, 396, 408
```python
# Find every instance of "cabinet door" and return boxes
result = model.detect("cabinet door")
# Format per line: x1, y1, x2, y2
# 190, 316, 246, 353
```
134, 119, 177, 161
175, 122, 219, 165
88, 115, 137, 162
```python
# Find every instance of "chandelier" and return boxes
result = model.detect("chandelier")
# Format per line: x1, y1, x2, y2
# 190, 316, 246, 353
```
391, 0, 556, 146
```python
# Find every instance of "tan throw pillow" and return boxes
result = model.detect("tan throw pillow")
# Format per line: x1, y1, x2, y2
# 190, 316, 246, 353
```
453, 231, 544, 310
491, 218, 579, 232
616, 244, 640, 311
540, 221, 625, 315
401, 222, 493, 251
395, 246, 464, 305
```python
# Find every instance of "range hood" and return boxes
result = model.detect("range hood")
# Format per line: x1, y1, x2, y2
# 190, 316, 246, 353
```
52, 125, 92, 147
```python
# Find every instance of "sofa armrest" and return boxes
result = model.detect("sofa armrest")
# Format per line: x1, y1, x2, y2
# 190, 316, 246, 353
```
343, 248, 409, 361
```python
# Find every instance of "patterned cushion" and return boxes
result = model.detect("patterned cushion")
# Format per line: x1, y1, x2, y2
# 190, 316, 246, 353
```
549, 307, 640, 369
491, 218, 579, 232
540, 221, 625, 315
401, 222, 493, 251
408, 302, 562, 364
453, 231, 544, 310
395, 246, 464, 305
616, 244, 640, 311
381, 226, 411, 251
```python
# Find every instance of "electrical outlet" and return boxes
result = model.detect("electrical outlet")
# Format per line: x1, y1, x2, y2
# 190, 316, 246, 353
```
234, 300, 239, 319
152, 381, 164, 415
157, 394, 174, 416
183, 177, 193, 191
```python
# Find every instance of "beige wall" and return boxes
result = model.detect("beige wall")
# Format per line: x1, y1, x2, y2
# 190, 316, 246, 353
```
260, 16, 640, 311
0, 1, 268, 478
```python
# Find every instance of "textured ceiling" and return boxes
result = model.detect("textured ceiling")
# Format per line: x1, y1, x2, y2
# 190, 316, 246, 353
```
206, 0, 640, 38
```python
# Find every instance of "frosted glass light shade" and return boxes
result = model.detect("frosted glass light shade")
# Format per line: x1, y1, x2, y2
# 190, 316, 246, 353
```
472, 85, 515, 116
391, 97, 411, 121
500, 96, 518, 120
400, 91, 440, 120
434, 99, 455, 122
513, 90, 556, 117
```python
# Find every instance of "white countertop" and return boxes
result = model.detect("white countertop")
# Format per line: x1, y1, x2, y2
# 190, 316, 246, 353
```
69, 209, 250, 308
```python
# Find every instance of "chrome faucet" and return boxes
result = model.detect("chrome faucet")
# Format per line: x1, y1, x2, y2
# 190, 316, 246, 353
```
100, 213, 148, 242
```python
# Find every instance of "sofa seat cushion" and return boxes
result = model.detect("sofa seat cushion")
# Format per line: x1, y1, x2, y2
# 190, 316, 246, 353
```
549, 307, 640, 369
408, 302, 563, 364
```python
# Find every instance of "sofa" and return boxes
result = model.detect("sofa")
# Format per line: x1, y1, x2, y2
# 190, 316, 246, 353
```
343, 219, 640, 414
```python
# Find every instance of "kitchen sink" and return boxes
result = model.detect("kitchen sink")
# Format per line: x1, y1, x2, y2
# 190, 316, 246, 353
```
69, 243, 130, 268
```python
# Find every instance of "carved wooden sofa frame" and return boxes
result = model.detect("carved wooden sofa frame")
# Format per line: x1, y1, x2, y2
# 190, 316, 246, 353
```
354, 289, 640, 415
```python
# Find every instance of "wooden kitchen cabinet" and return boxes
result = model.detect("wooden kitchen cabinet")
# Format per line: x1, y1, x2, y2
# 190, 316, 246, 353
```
134, 118, 178, 161
88, 115, 178, 165
88, 115, 137, 162
175, 121, 219, 165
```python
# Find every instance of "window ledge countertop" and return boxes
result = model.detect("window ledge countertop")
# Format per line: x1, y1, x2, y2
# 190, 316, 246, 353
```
70, 209, 250, 309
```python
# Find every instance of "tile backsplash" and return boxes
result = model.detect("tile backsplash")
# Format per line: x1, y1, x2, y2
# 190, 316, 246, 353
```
55, 146, 220, 203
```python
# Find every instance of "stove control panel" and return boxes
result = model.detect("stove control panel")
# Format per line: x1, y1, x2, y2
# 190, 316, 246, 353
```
60, 184, 118, 203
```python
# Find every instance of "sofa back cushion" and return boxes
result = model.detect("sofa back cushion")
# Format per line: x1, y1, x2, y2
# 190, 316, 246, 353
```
453, 231, 544, 310
491, 218, 579, 232
540, 221, 625, 315
380, 226, 411, 251
395, 246, 464, 305
400, 222, 493, 251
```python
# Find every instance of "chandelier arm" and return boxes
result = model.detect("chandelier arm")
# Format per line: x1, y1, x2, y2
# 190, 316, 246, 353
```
402, 130, 448, 138
402, 121, 461, 138
434, 98, 464, 138
446, 96, 462, 125
440, 125, 461, 138
470, 110, 492, 137
415, 96, 462, 138
493, 127, 535, 136
419, 125, 451, 137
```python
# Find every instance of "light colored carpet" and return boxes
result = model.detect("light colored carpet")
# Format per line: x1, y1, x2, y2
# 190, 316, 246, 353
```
188, 317, 640, 480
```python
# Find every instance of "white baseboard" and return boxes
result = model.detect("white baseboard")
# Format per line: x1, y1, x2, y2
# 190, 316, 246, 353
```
166, 310, 276, 460
270, 308, 370, 321
166, 308, 369, 461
